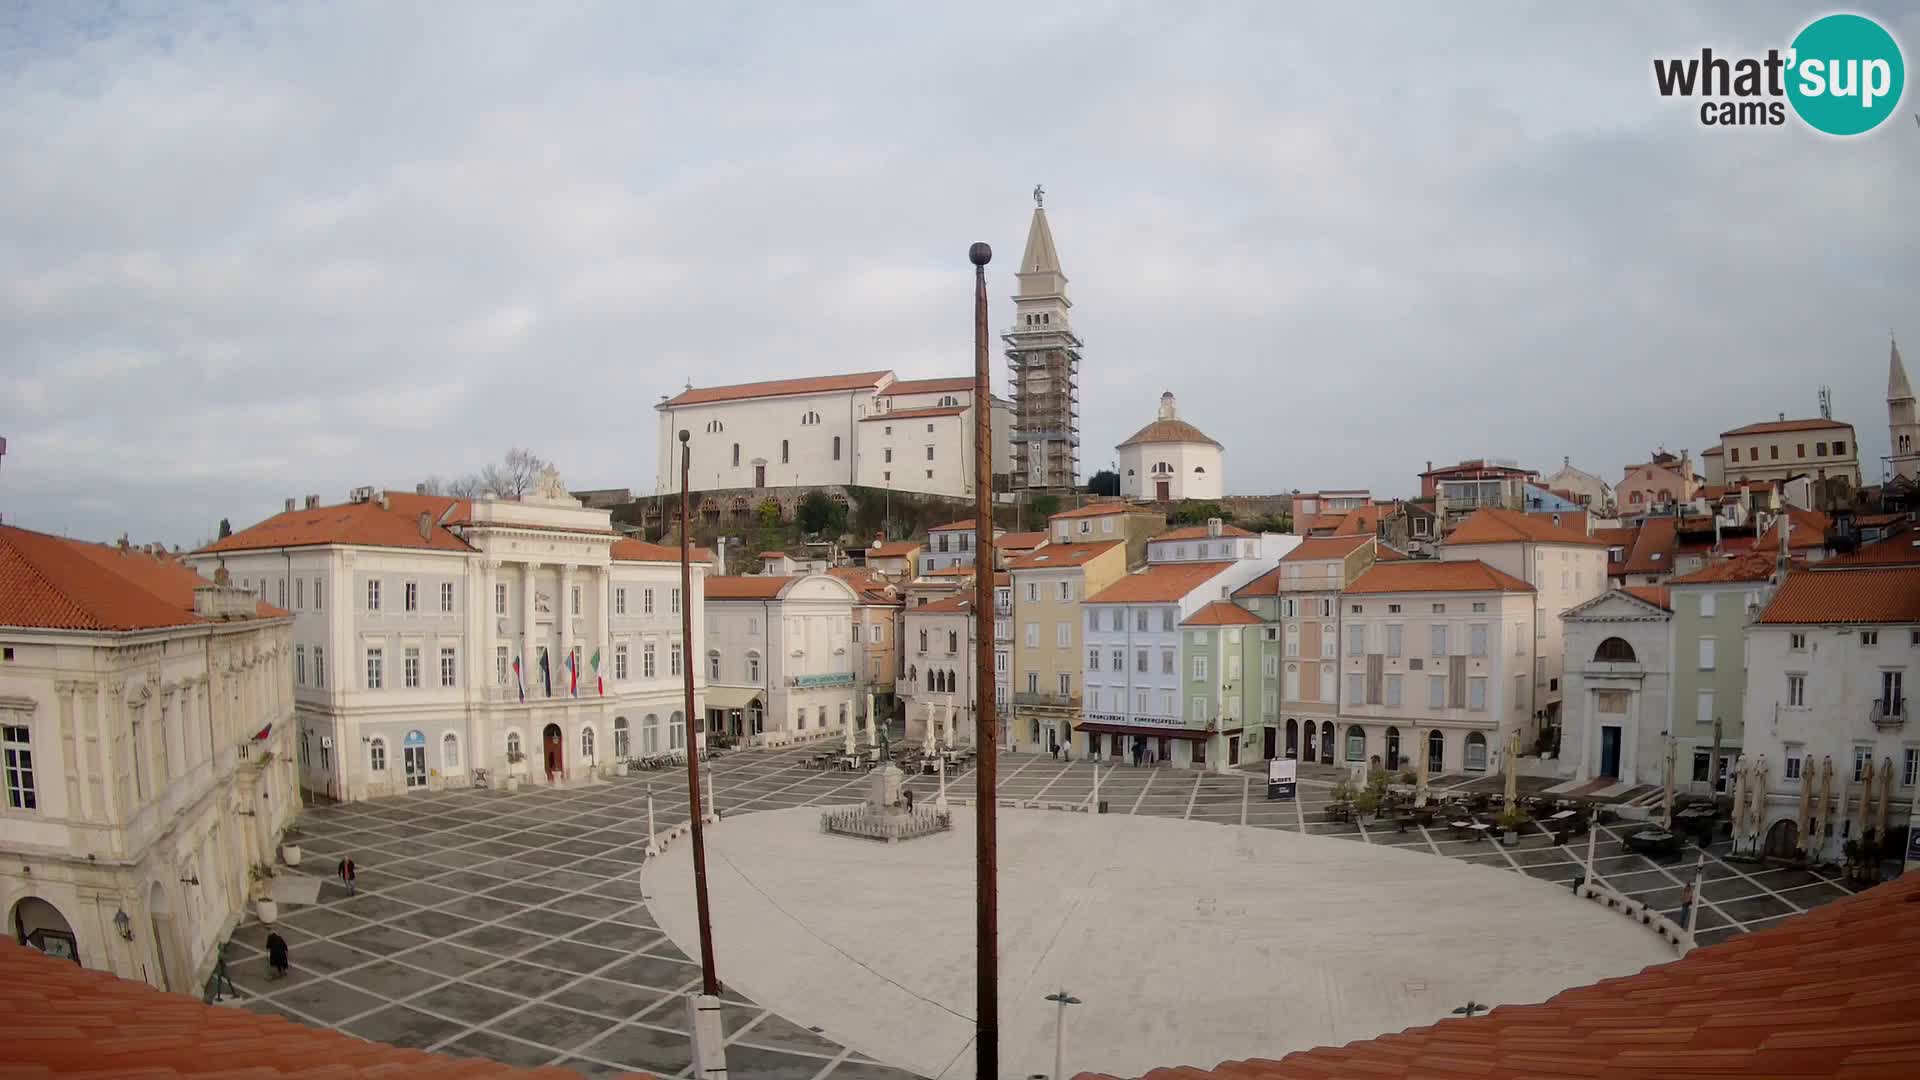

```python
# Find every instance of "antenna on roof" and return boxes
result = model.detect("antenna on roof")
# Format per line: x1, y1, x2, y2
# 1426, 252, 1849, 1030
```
1818, 385, 1832, 420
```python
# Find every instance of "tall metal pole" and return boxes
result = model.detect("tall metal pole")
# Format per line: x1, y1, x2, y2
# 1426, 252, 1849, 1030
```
968, 240, 998, 1080
679, 429, 721, 995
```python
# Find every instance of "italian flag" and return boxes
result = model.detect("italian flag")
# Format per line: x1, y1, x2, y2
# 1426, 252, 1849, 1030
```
591, 648, 604, 696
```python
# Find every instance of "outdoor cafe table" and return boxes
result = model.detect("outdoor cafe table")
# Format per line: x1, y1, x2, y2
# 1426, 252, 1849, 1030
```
1549, 809, 1578, 821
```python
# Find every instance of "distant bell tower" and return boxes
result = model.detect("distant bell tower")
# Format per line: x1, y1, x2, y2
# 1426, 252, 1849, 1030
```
1003, 187, 1082, 493
1888, 336, 1920, 482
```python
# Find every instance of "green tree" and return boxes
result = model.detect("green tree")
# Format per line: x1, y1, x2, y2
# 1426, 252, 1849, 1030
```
217, 518, 232, 539
796, 491, 846, 535
1168, 501, 1232, 525
1029, 494, 1060, 520
1086, 469, 1121, 497
755, 499, 783, 530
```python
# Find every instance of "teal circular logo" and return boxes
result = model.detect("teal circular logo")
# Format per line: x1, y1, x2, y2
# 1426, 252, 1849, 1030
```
1786, 13, 1905, 135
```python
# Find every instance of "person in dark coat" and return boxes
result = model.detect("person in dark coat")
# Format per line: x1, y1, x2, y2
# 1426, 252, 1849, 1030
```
337, 855, 356, 896
904, 787, 915, 812
265, 932, 289, 979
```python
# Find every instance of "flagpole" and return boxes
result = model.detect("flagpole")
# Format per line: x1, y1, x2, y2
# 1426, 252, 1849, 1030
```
968, 239, 999, 1080
679, 428, 721, 996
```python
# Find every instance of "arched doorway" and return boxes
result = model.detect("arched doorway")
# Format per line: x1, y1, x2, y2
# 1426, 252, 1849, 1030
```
1285, 719, 1298, 759
402, 730, 427, 790
542, 723, 563, 780
148, 882, 175, 990
11, 896, 78, 964
1764, 818, 1800, 860
1427, 729, 1445, 773
1385, 727, 1402, 772
1301, 720, 1315, 762
1320, 722, 1334, 764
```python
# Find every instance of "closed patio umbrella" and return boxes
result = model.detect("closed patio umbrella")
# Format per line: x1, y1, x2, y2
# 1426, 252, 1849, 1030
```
1856, 756, 1875, 842
865, 690, 877, 747
1729, 756, 1747, 851
1503, 730, 1519, 809
1748, 756, 1768, 854
1663, 740, 1677, 830
1878, 757, 1896, 839
1795, 757, 1814, 857
1414, 726, 1430, 809
1832, 760, 1850, 864
1817, 756, 1835, 861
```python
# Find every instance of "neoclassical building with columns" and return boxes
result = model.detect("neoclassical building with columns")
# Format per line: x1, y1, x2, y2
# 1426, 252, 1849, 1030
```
1, 525, 295, 996
191, 470, 707, 803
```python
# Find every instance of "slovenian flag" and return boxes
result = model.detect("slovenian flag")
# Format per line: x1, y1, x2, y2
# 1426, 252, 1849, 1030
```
538, 650, 552, 697
565, 650, 578, 698
590, 648, 603, 696
512, 656, 525, 702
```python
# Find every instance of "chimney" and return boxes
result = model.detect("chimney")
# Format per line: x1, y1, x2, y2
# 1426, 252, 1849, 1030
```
305, 494, 320, 509
1778, 411, 1786, 422
419, 512, 432, 540
377, 492, 389, 511
1206, 517, 1223, 538
118, 534, 129, 551
285, 497, 296, 513
417, 483, 427, 495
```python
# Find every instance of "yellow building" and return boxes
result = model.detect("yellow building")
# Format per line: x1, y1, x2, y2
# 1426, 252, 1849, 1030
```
1006, 539, 1127, 754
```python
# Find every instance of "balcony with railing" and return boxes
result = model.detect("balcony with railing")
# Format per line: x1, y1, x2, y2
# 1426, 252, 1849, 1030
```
1012, 690, 1081, 710
1871, 697, 1906, 731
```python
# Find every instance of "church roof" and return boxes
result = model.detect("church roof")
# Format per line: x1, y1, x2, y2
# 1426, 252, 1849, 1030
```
1020, 206, 1061, 277
659, 370, 892, 408
1891, 337, 1913, 403
1118, 417, 1222, 449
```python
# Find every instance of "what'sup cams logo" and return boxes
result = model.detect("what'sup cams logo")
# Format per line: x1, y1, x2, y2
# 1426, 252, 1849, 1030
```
1654, 12, 1905, 134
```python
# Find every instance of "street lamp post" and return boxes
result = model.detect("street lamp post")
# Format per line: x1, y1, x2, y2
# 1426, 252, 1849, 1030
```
970, 240, 1000, 1080
1045, 989, 1082, 1080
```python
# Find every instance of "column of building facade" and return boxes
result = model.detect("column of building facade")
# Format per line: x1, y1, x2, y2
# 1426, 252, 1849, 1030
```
479, 558, 500, 692
55, 680, 88, 821
559, 564, 575, 698
595, 564, 612, 699
522, 561, 539, 697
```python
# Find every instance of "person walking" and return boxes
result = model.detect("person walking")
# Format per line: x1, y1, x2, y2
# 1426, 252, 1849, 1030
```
1679, 879, 1695, 922
265, 932, 289, 980
338, 855, 356, 896
904, 787, 915, 813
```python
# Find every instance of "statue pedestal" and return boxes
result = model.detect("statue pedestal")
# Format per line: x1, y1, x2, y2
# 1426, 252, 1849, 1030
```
821, 762, 951, 843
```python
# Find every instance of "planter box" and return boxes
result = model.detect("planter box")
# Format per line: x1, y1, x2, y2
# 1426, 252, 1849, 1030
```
505, 775, 521, 792
255, 898, 278, 924
615, 762, 630, 777
280, 844, 302, 868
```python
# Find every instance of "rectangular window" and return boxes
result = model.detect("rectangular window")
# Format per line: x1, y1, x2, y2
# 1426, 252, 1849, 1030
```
708, 652, 721, 680
1428, 675, 1445, 708
1192, 696, 1209, 722
612, 643, 628, 681
1835, 440, 1847, 455
570, 585, 581, 616
1697, 689, 1714, 727
440, 647, 457, 687
367, 579, 381, 611
1087, 609, 1099, 633
1470, 624, 1488, 657
3, 724, 36, 811
1088, 648, 1100, 672
1788, 673, 1806, 707
1699, 637, 1716, 670
1906, 747, 1919, 787
1692, 750, 1711, 783
1056, 623, 1070, 648
366, 648, 384, 690
405, 581, 418, 612
1431, 624, 1448, 656
1193, 656, 1209, 680
1025, 623, 1038, 648
1027, 671, 1039, 694
1784, 747, 1803, 781
615, 587, 627, 615
295, 577, 304, 610
1471, 601, 1486, 613
404, 647, 421, 688
1025, 583, 1039, 603
1348, 624, 1365, 655
440, 582, 454, 612
1700, 591, 1716, 618
1469, 677, 1487, 712
1386, 624, 1403, 658
643, 643, 657, 678
276, 579, 285, 608
1109, 609, 1124, 632
1882, 669, 1903, 714
1855, 746, 1871, 782
495, 583, 507, 615
1058, 581, 1071, 602
1136, 609, 1150, 632
1059, 672, 1071, 695
1129, 649, 1143, 673
671, 588, 681, 614
670, 643, 681, 676
1385, 673, 1402, 706
1263, 654, 1278, 677
1321, 629, 1336, 659
1790, 631, 1806, 650
497, 645, 509, 685
1347, 672, 1365, 703
1862, 630, 1880, 646
294, 645, 306, 686
644, 588, 654, 614
314, 646, 325, 688
1161, 648, 1174, 674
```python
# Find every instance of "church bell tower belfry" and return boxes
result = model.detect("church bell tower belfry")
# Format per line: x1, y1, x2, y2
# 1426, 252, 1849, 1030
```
1004, 187, 1082, 493
1888, 336, 1920, 483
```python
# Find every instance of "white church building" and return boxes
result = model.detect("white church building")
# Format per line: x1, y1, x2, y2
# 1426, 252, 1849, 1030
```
1118, 392, 1224, 503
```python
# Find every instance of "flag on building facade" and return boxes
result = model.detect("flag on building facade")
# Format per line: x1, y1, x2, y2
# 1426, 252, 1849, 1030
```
538, 650, 552, 697
512, 656, 525, 702
565, 650, 578, 698
591, 648, 604, 696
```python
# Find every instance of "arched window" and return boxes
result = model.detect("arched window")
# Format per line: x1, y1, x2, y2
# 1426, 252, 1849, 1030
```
1594, 637, 1637, 662
442, 732, 460, 769
643, 713, 661, 753
708, 650, 721, 680
1285, 718, 1298, 757
1465, 732, 1488, 771
706, 419, 724, 434
781, 439, 790, 464
506, 731, 522, 760
732, 443, 740, 467
1427, 729, 1445, 772
614, 716, 630, 758
948, 630, 959, 653
1345, 724, 1366, 762
369, 737, 387, 771
832, 435, 842, 461
669, 711, 685, 749
919, 629, 929, 651
747, 651, 761, 682
582, 726, 596, 759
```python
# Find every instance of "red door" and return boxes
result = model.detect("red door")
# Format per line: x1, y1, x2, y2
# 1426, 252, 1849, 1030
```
754, 465, 766, 487
1156, 479, 1170, 502
543, 723, 563, 781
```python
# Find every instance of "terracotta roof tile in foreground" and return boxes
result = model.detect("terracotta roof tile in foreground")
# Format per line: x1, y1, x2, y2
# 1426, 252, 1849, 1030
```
1086, 561, 1236, 604
1347, 560, 1534, 595
1623, 584, 1673, 611
660, 369, 891, 407
1821, 531, 1920, 568
915, 594, 976, 614
1, 526, 282, 631
997, 531, 1048, 551
1076, 872, 1920, 1080
1007, 540, 1124, 570
1445, 507, 1607, 547
1181, 600, 1262, 626
1758, 565, 1920, 625
1622, 516, 1678, 575
1230, 566, 1282, 599
1756, 507, 1834, 552
0, 938, 636, 1077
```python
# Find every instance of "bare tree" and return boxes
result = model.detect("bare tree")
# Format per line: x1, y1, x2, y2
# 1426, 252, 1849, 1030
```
480, 447, 546, 498
446, 473, 485, 498
418, 476, 446, 496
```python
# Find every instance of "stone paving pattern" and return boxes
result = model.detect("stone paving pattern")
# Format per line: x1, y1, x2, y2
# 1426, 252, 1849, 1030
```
228, 742, 1867, 1077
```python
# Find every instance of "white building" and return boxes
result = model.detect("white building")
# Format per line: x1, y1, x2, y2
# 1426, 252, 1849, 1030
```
1543, 456, 1617, 516
1117, 392, 1224, 503
1338, 560, 1539, 776
919, 519, 1003, 576
901, 593, 979, 748
654, 371, 1012, 500
2, 526, 294, 995
1742, 565, 1920, 862
1560, 586, 1673, 787
703, 573, 859, 741
189, 472, 703, 801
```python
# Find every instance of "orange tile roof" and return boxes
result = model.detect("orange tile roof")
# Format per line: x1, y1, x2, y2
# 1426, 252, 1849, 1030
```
1667, 550, 1782, 585
997, 530, 1047, 550
0, 938, 627, 1078
1346, 560, 1534, 595
1820, 532, 1920, 568
1622, 516, 1678, 575
2, 526, 283, 631
1758, 565, 1920, 624
1593, 526, 1639, 549
1756, 507, 1833, 552
1007, 539, 1124, 570
661, 369, 890, 407
924, 565, 975, 578
1152, 524, 1255, 541
928, 518, 1001, 533
881, 376, 974, 395
609, 538, 714, 563
1445, 507, 1607, 547
1181, 600, 1263, 626
1117, 416, 1221, 449
1701, 444, 1724, 456
705, 575, 797, 600
1526, 508, 1588, 535
916, 594, 976, 614
860, 405, 968, 421
1085, 561, 1236, 604
1328, 506, 1381, 536
1722, 416, 1853, 436
1081, 870, 1920, 1080
1295, 511, 1349, 535
1278, 534, 1373, 563
1048, 500, 1154, 521
201, 493, 477, 555
866, 541, 922, 558
1373, 544, 1409, 561
1622, 584, 1672, 610
1231, 565, 1282, 599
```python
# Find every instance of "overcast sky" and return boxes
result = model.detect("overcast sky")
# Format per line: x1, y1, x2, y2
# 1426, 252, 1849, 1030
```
2, 1, 1915, 546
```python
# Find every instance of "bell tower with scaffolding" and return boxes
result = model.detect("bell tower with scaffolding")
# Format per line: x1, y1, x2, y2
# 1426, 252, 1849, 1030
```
1004, 186, 1081, 492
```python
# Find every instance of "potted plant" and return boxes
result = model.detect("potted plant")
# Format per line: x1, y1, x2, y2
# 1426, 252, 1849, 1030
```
505, 748, 525, 791
615, 756, 630, 777
1354, 788, 1383, 822
1496, 806, 1530, 847
279, 817, 303, 868
249, 863, 278, 923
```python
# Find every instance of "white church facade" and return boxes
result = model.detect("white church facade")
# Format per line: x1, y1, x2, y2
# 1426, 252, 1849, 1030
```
1118, 392, 1225, 503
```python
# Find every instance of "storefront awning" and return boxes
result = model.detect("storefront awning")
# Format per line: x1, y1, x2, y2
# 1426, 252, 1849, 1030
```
1073, 721, 1208, 741
703, 686, 764, 711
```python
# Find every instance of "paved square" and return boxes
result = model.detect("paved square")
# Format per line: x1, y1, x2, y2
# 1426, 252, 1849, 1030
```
229, 741, 1869, 1077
